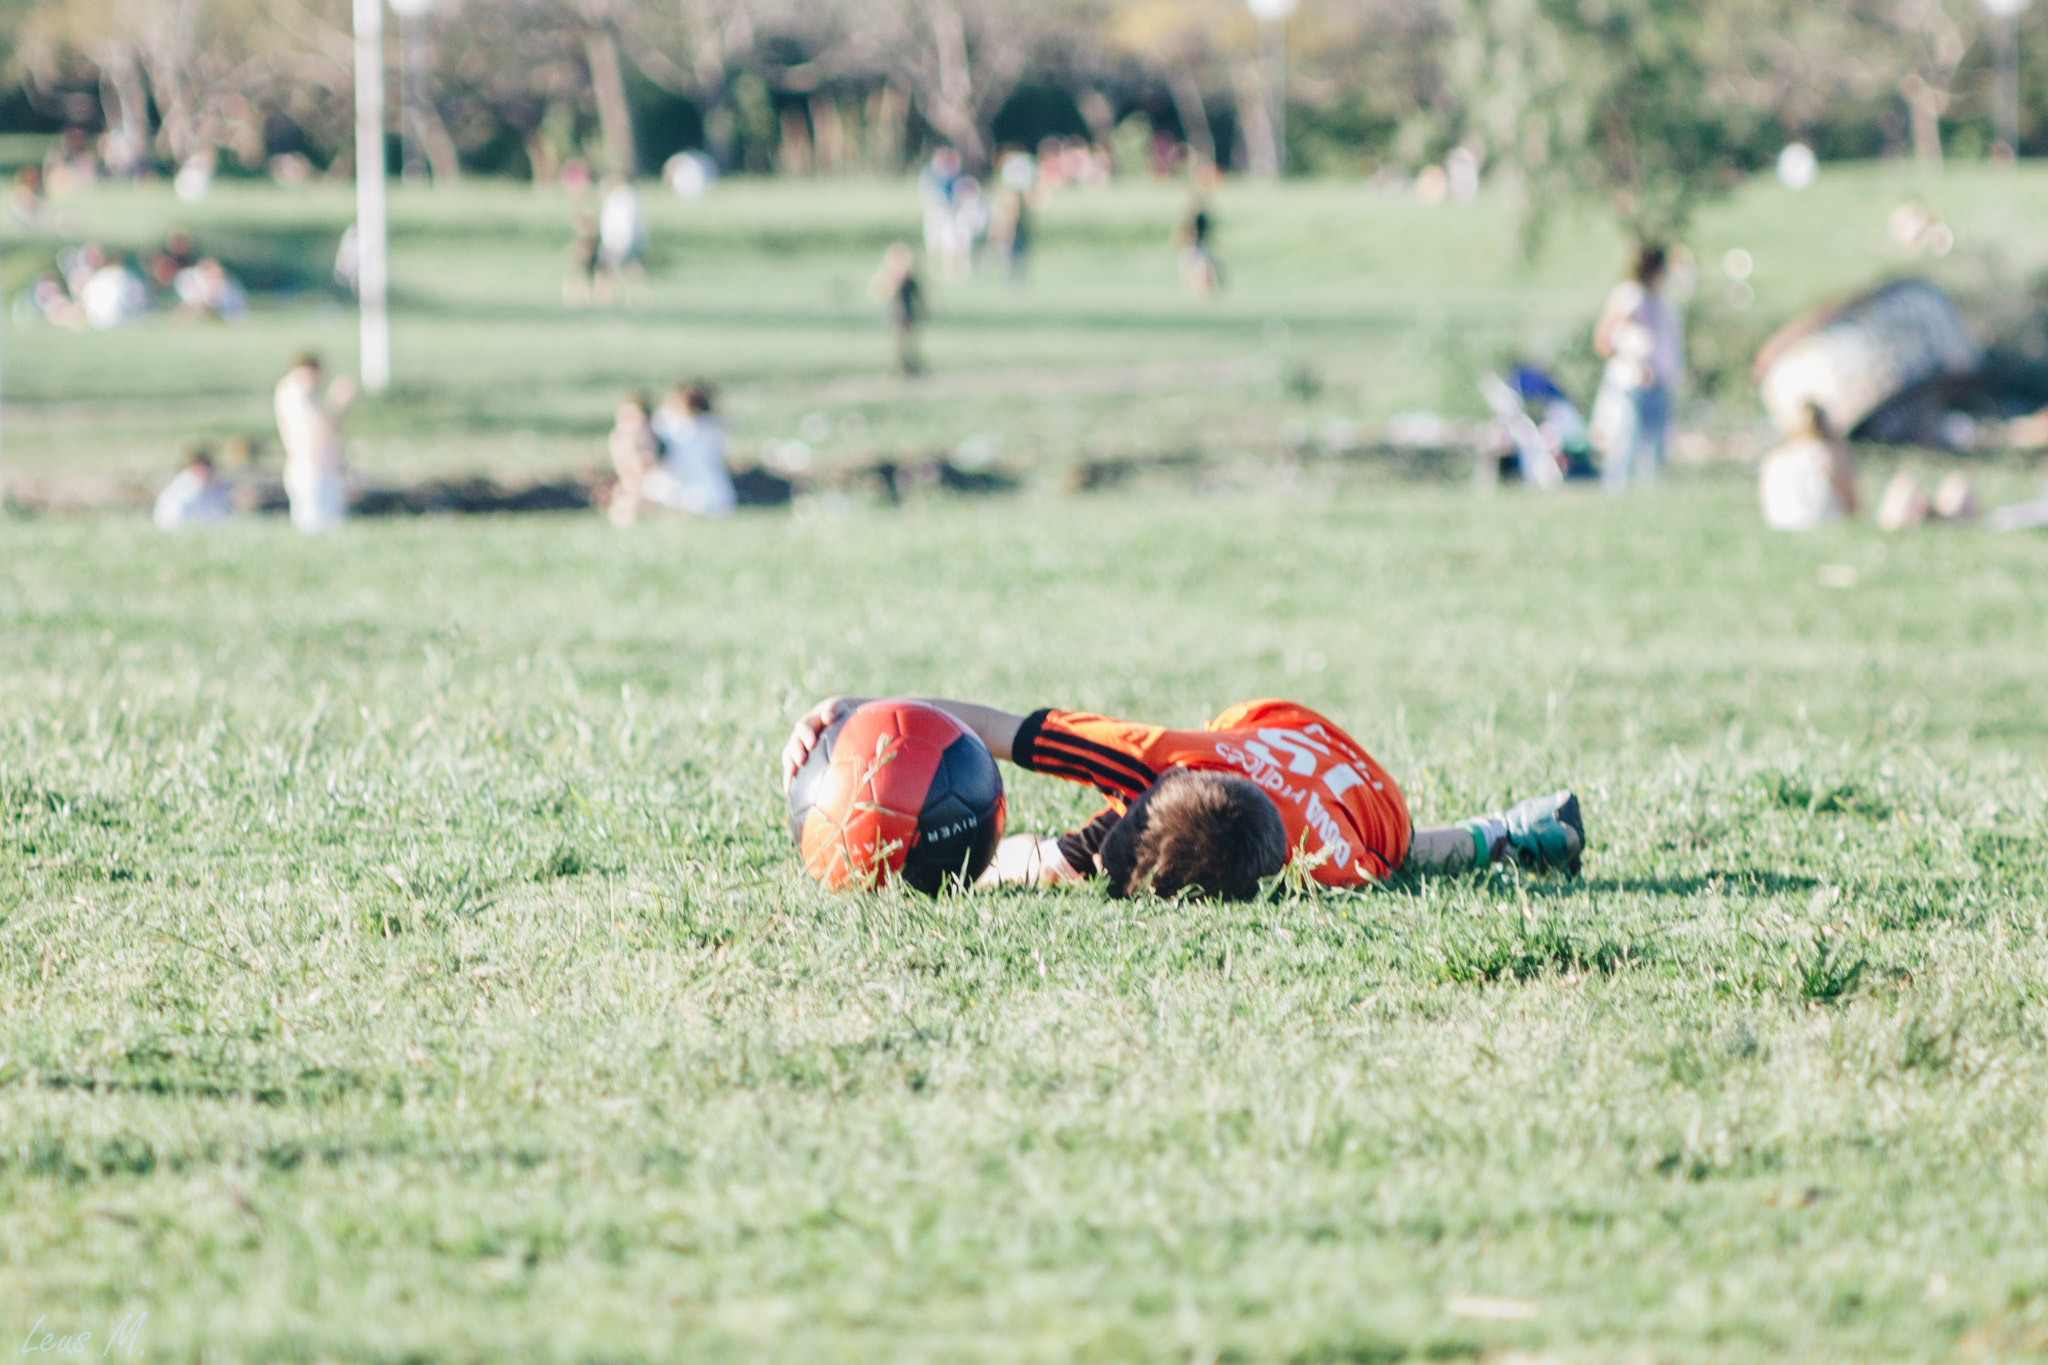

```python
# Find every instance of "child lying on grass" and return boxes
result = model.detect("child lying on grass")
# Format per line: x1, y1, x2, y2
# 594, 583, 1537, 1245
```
781, 696, 1583, 901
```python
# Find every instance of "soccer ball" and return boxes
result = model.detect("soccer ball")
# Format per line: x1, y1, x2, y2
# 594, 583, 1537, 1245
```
787, 700, 1006, 895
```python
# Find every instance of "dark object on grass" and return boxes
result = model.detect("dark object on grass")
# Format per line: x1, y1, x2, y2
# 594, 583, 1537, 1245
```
352, 478, 594, 516
731, 466, 795, 507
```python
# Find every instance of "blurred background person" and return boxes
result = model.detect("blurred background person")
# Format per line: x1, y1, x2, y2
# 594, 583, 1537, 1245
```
1758, 403, 1859, 531
144, 232, 200, 290
871, 242, 926, 377
605, 391, 661, 526
1877, 470, 1979, 531
595, 175, 648, 307
918, 147, 961, 264
940, 176, 987, 279
989, 150, 1038, 285
274, 353, 355, 533
564, 211, 601, 307
646, 382, 738, 518
9, 165, 42, 227
1591, 244, 1684, 492
174, 259, 249, 322
153, 445, 235, 530
333, 224, 360, 297
1176, 192, 1219, 296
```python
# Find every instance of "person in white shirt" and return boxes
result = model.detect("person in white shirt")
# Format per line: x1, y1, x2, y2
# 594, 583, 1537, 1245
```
153, 448, 234, 529
645, 382, 737, 518
273, 353, 356, 534
1591, 245, 1684, 492
1758, 403, 1859, 531
595, 176, 648, 307
81, 262, 149, 329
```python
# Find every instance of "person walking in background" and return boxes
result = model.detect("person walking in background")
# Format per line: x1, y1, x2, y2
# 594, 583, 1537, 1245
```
564, 211, 601, 307
1176, 193, 1219, 296
872, 243, 926, 377
595, 175, 647, 307
1591, 244, 1684, 492
274, 353, 355, 534
153, 445, 234, 530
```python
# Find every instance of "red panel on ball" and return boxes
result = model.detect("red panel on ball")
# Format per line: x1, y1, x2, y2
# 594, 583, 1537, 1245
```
797, 702, 962, 889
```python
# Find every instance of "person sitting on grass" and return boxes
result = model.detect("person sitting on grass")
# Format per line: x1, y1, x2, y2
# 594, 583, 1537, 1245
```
153, 444, 234, 530
647, 382, 737, 518
604, 391, 661, 526
1758, 402, 1859, 532
781, 696, 1583, 899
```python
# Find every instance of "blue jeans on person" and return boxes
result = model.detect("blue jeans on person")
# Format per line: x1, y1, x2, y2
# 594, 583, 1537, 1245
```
1602, 383, 1672, 493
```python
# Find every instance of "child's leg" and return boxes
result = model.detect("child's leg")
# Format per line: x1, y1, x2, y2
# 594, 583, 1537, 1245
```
1402, 791, 1584, 876
1405, 824, 1488, 873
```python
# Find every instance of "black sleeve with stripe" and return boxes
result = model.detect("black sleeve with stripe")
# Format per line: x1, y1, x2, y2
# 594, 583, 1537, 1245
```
1056, 808, 1122, 878
1012, 708, 1159, 804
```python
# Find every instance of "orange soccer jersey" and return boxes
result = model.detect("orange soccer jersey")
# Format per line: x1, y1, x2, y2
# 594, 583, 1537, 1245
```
1013, 700, 1411, 887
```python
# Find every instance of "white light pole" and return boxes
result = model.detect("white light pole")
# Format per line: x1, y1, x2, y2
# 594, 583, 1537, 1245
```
1247, 0, 1298, 178
353, 0, 391, 392
1984, 0, 2034, 163
390, 0, 434, 184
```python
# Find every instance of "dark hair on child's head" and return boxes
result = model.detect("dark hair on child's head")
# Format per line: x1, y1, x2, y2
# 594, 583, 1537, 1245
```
1633, 244, 1668, 285
290, 350, 323, 372
684, 382, 713, 415
1099, 769, 1287, 903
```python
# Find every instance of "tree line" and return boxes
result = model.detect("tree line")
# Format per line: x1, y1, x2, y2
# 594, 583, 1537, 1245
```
2, 0, 2041, 235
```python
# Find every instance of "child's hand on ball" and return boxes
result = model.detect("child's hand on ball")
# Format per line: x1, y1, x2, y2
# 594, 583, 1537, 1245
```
780, 696, 867, 793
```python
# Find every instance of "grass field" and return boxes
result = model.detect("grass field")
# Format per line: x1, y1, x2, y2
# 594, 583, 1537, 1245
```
7, 169, 2048, 1362
6, 484, 2048, 1362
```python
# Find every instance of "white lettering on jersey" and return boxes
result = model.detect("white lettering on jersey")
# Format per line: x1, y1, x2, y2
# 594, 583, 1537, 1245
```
1257, 727, 1329, 774
1303, 792, 1352, 866
1214, 735, 1360, 868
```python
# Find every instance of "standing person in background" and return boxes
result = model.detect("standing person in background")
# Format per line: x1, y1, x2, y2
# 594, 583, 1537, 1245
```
918, 148, 961, 264
872, 243, 926, 377
274, 353, 356, 534
1176, 193, 1219, 296
595, 175, 648, 307
1591, 245, 1684, 492
564, 212, 601, 307
941, 177, 988, 279
989, 151, 1037, 285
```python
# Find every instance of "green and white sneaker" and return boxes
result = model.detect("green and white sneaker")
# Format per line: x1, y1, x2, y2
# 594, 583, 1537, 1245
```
1501, 790, 1584, 876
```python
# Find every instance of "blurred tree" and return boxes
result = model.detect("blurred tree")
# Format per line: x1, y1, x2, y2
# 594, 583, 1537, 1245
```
1844, 0, 1981, 168
1438, 0, 1791, 247
813, 0, 1100, 169
8, 0, 354, 172
1106, 0, 1236, 168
